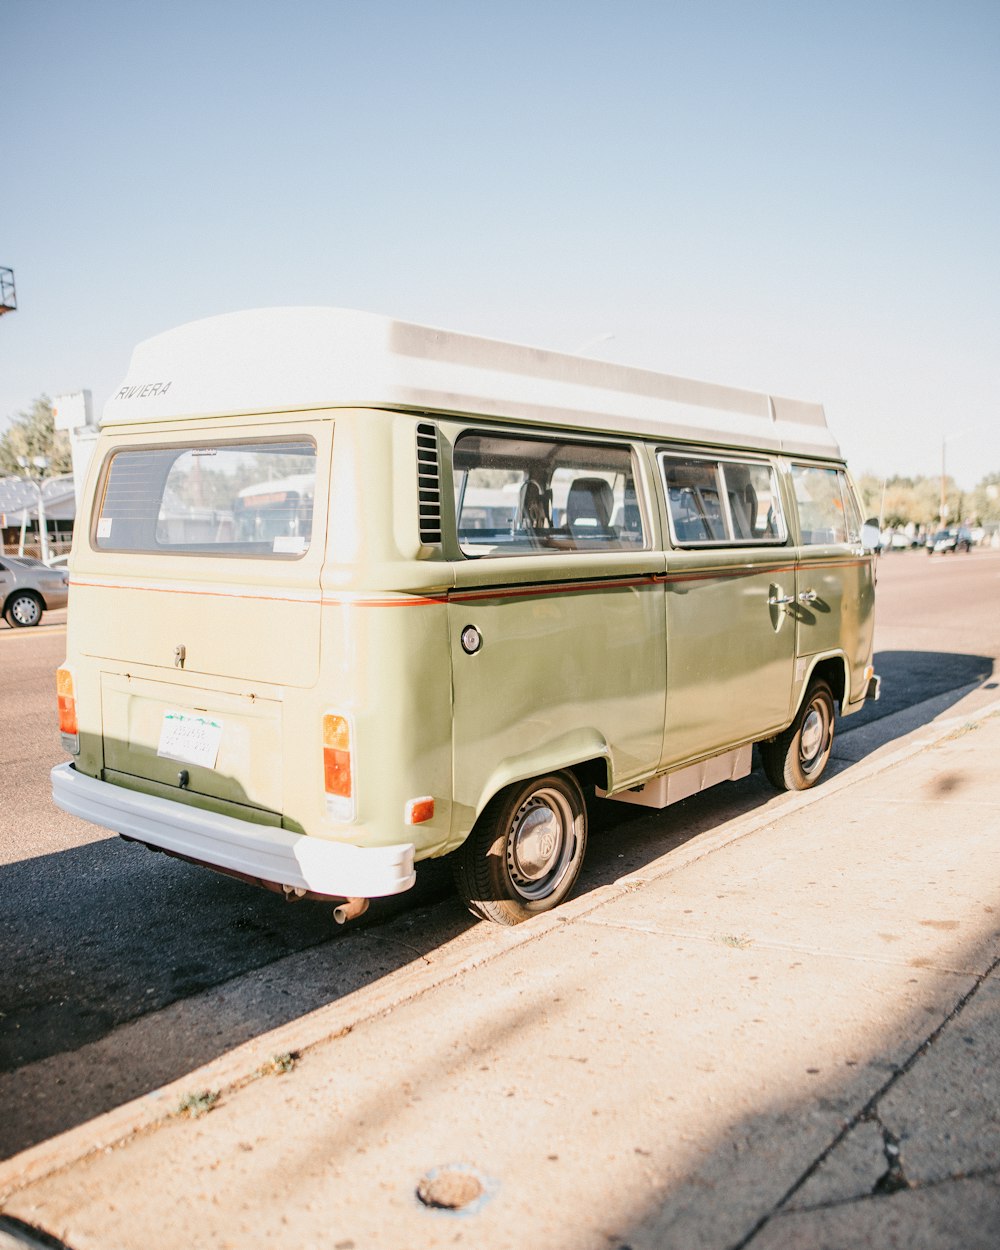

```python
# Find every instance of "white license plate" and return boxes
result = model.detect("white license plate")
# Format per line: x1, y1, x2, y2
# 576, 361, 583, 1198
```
157, 711, 224, 769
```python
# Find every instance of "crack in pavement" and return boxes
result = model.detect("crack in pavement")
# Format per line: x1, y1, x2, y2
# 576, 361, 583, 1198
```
773, 1161, 1000, 1216
734, 951, 1000, 1248
870, 1118, 910, 1195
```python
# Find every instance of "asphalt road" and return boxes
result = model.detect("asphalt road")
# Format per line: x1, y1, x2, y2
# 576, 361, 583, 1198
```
2, 547, 999, 1158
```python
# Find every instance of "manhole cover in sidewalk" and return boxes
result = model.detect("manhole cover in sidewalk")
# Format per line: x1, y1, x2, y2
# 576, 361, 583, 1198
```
416, 1164, 494, 1213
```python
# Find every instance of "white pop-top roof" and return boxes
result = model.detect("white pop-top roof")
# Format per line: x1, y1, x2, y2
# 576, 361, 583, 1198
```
103, 307, 840, 459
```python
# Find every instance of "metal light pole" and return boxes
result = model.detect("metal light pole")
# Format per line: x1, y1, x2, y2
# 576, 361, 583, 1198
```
940, 428, 980, 526
16, 456, 50, 563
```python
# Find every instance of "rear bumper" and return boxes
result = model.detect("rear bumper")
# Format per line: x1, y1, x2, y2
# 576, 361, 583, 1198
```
51, 762, 416, 899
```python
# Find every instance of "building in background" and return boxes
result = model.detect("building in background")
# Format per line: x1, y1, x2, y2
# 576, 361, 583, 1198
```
0, 391, 97, 560
0, 475, 76, 559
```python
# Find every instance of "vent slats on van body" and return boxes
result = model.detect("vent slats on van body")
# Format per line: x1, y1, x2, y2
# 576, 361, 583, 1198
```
416, 422, 442, 545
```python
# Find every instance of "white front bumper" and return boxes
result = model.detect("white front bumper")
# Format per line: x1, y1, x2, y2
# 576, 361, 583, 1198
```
51, 763, 416, 899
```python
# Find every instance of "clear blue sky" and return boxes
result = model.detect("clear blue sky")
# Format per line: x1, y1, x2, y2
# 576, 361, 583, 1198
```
2, 0, 998, 488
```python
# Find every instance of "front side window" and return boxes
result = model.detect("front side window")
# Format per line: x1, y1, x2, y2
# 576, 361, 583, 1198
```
94, 439, 316, 557
453, 432, 644, 557
661, 454, 786, 546
791, 465, 860, 545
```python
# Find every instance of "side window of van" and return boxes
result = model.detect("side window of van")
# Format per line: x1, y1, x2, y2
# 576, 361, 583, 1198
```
791, 465, 861, 545
94, 440, 317, 557
660, 455, 786, 546
453, 433, 645, 557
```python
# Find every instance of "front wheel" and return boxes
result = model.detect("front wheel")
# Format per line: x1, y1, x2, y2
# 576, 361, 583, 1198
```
5, 592, 43, 628
452, 771, 588, 925
760, 679, 835, 792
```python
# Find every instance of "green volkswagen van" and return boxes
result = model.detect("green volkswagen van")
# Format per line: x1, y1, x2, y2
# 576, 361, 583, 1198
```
52, 309, 879, 924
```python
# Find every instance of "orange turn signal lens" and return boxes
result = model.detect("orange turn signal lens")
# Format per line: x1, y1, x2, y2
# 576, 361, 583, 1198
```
322, 720, 352, 815
323, 713, 350, 753
56, 667, 80, 754
405, 796, 435, 825
56, 667, 78, 736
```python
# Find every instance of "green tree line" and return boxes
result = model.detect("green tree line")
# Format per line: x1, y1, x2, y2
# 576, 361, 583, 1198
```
0, 396, 72, 478
855, 472, 1000, 529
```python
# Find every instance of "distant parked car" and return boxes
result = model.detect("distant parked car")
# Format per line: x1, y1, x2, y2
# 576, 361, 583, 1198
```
0, 556, 69, 626
927, 527, 973, 555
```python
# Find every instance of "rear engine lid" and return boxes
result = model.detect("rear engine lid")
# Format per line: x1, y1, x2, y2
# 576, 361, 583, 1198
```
74, 571, 322, 687
101, 673, 282, 813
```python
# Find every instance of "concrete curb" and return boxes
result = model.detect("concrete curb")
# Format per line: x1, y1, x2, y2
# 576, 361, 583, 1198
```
3, 696, 999, 1201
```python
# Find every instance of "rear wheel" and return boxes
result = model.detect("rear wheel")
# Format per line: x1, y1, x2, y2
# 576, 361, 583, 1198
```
5, 591, 43, 628
453, 771, 588, 925
760, 679, 835, 792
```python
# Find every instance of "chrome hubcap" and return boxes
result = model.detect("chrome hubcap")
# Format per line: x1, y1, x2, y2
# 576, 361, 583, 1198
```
11, 596, 39, 625
799, 699, 831, 775
800, 707, 824, 760
506, 789, 575, 901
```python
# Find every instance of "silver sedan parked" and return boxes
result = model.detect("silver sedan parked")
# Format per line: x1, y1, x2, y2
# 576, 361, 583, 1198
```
0, 556, 69, 627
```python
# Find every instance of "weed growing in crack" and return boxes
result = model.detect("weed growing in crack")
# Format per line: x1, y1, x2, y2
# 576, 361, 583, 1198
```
256, 1051, 299, 1078
177, 1089, 221, 1118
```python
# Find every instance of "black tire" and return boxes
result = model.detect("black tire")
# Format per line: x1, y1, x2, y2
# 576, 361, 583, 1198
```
4, 591, 43, 628
452, 771, 588, 925
760, 679, 835, 792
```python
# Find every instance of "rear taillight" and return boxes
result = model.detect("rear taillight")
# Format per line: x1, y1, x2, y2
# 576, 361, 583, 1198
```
56, 667, 80, 754
323, 713, 354, 821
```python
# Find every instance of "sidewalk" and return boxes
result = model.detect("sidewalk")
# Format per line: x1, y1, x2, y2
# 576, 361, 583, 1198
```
2, 709, 999, 1249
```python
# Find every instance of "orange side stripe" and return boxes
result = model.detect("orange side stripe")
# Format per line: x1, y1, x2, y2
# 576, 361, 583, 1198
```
70, 556, 871, 610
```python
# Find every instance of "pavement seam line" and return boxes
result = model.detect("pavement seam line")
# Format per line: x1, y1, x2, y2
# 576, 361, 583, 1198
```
577, 917, 984, 975
734, 950, 1000, 1248
3, 700, 999, 1200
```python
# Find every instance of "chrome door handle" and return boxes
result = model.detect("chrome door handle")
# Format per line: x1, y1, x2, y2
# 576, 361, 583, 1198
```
798, 590, 818, 604
768, 592, 794, 607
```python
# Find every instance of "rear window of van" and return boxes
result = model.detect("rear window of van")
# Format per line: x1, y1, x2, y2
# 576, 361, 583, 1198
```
93, 439, 316, 557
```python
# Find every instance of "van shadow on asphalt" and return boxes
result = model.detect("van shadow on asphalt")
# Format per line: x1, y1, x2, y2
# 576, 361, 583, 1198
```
1, 648, 994, 1159
843, 650, 995, 733
0, 837, 470, 1157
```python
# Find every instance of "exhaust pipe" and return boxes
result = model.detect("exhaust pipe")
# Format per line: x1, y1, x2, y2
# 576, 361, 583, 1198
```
333, 897, 370, 925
